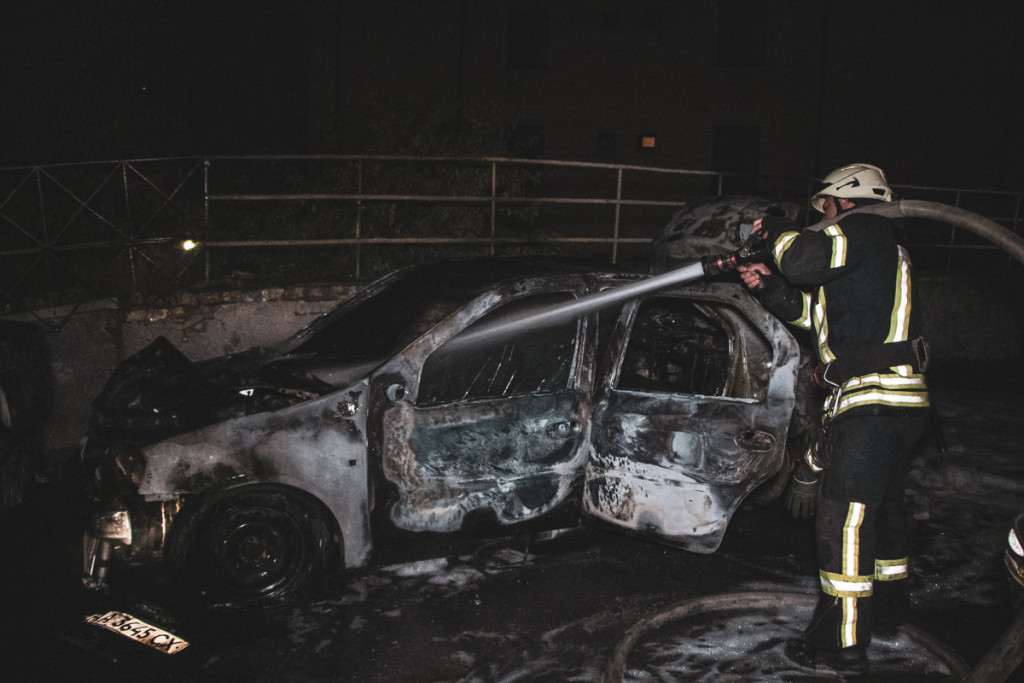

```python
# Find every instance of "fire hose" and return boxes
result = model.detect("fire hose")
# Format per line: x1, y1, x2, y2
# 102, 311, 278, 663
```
696, 199, 1024, 682
455, 198, 1024, 681
683, 199, 1024, 682
702, 198, 1024, 274
453, 199, 1024, 352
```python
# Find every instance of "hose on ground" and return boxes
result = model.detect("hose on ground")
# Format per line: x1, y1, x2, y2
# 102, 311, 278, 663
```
602, 591, 971, 683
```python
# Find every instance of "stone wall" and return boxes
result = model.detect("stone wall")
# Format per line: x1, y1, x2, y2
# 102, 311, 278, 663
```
27, 284, 356, 457
917, 275, 1023, 367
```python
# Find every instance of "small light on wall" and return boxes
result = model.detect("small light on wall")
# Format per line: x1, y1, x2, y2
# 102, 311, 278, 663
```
181, 239, 198, 252
639, 135, 657, 150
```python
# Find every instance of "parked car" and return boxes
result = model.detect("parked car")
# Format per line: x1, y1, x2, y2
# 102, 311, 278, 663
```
0, 320, 54, 508
80, 256, 800, 603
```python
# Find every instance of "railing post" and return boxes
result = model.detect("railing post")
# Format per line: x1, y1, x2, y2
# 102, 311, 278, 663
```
490, 160, 497, 256
1014, 193, 1023, 272
121, 162, 137, 286
356, 159, 363, 280
203, 158, 211, 285
33, 166, 47, 249
2, 156, 1021, 318
612, 167, 623, 264
31, 167, 50, 309
946, 190, 963, 272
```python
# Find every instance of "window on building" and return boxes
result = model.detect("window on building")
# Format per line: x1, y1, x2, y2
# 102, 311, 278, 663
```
600, 9, 623, 32
716, 0, 766, 66
712, 125, 761, 194
640, 3, 664, 31
596, 132, 617, 152
507, 124, 546, 158
506, 8, 549, 70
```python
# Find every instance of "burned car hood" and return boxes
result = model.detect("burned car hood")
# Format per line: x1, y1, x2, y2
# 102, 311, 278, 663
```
88, 336, 340, 445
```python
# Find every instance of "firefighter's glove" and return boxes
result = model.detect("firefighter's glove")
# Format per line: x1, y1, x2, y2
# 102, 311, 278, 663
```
784, 461, 820, 519
757, 215, 796, 243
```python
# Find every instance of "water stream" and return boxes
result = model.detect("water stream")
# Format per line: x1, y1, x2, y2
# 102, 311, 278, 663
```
447, 261, 709, 350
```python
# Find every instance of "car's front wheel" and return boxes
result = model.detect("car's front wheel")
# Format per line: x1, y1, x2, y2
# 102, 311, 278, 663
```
167, 485, 339, 604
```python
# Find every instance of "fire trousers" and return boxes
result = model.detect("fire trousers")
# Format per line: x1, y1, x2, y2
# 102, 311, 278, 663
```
803, 409, 930, 651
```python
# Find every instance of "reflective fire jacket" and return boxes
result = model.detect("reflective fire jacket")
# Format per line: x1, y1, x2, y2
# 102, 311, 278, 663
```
756, 211, 930, 417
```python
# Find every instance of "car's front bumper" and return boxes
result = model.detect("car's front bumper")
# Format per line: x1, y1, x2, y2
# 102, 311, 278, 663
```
82, 499, 180, 589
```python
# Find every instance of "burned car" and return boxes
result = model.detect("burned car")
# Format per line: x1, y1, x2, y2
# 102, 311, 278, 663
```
80, 256, 800, 602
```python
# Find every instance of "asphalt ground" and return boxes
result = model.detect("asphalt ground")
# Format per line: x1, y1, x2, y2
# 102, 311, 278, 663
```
2, 376, 1022, 682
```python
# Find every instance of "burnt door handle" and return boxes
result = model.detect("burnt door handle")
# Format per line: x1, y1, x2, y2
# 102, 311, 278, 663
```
546, 421, 580, 439
386, 383, 406, 402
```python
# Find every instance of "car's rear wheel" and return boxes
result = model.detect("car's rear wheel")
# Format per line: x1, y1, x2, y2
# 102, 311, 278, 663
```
168, 485, 339, 604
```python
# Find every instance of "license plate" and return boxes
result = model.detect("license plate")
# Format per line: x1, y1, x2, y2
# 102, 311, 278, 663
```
85, 611, 190, 654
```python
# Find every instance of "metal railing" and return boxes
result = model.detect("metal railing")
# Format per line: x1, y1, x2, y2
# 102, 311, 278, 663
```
2, 155, 1021, 328
200, 155, 732, 279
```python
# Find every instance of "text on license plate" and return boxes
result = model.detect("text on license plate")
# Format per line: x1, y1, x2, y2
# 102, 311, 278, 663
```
85, 611, 190, 654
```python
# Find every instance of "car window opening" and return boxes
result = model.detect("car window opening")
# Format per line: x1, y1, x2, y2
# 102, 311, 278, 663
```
418, 292, 578, 406
617, 297, 769, 400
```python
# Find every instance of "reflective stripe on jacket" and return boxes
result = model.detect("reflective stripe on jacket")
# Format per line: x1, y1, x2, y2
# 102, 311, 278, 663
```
759, 212, 930, 416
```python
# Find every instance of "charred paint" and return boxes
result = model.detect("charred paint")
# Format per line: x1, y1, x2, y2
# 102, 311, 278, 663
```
81, 256, 802, 596
173, 461, 247, 491
134, 381, 374, 568
652, 195, 801, 268
381, 384, 590, 532
583, 455, 735, 553
379, 281, 596, 534
581, 282, 799, 552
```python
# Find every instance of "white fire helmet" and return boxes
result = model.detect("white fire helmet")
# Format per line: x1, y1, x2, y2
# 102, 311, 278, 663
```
811, 163, 894, 213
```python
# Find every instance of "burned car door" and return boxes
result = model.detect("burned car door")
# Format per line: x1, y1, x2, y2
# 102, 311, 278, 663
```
376, 287, 595, 534
583, 282, 799, 553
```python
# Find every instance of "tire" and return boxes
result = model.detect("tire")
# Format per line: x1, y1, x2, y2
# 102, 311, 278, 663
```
167, 485, 339, 604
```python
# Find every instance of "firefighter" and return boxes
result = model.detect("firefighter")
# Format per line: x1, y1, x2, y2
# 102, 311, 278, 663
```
738, 163, 930, 675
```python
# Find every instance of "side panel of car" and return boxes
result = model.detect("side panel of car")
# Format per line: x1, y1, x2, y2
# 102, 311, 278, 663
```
382, 391, 589, 531
583, 283, 800, 552
375, 282, 597, 533
140, 383, 373, 568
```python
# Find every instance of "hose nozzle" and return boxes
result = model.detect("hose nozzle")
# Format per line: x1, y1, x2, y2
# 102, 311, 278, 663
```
700, 226, 767, 277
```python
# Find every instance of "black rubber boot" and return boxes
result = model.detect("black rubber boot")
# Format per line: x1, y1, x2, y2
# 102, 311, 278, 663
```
872, 579, 910, 638
784, 638, 869, 675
